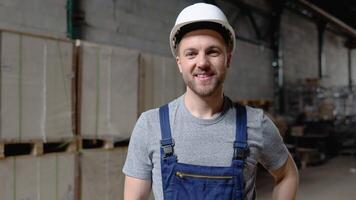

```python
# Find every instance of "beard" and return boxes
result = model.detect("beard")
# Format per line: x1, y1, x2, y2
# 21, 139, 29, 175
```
182, 72, 226, 97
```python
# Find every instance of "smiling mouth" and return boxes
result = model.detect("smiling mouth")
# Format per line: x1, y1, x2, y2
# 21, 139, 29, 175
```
194, 73, 214, 81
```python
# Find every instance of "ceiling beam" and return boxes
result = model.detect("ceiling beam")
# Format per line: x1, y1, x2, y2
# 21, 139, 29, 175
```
298, 0, 356, 38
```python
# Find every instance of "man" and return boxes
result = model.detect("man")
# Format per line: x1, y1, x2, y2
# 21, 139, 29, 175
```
123, 3, 298, 200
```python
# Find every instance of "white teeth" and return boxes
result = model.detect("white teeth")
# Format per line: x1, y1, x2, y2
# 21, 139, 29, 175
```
196, 74, 209, 77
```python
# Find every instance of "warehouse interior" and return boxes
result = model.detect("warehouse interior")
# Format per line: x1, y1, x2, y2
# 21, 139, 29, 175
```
0, 0, 355, 199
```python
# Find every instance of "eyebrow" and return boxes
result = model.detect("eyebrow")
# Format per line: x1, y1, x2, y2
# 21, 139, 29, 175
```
206, 46, 223, 51
183, 45, 223, 51
183, 48, 197, 52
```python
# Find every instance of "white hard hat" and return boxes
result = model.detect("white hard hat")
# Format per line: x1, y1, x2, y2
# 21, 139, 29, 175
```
169, 3, 236, 57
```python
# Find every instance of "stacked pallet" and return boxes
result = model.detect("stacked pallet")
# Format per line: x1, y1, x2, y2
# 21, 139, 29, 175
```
81, 147, 127, 200
78, 41, 183, 200
1, 30, 184, 199
79, 41, 185, 142
0, 30, 76, 199
79, 41, 140, 142
0, 153, 76, 199
0, 31, 74, 142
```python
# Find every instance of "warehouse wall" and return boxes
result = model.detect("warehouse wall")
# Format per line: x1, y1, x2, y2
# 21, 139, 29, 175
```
281, 9, 355, 89
81, 0, 192, 57
225, 41, 274, 100
218, 0, 271, 42
322, 32, 349, 87
0, 0, 354, 99
212, 0, 275, 100
0, 0, 67, 38
353, 50, 356, 86
282, 9, 319, 85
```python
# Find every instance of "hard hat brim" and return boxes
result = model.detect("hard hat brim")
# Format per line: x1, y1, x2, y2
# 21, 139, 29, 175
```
170, 21, 235, 56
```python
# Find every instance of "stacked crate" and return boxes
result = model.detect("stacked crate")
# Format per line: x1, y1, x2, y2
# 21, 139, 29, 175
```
0, 30, 76, 199
0, 153, 75, 199
81, 147, 127, 200
0, 32, 74, 142
1, 31, 184, 199
79, 41, 140, 142
79, 41, 184, 199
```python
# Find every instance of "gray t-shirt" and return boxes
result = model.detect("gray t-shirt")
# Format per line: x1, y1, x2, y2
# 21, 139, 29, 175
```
123, 96, 289, 200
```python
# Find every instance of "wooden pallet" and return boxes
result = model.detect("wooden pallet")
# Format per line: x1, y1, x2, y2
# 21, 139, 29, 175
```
0, 139, 77, 159
79, 138, 129, 150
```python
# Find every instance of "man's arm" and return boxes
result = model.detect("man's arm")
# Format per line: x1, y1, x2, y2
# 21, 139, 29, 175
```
124, 175, 151, 200
269, 154, 299, 200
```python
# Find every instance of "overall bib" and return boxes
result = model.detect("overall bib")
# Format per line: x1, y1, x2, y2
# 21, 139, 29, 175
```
159, 104, 248, 200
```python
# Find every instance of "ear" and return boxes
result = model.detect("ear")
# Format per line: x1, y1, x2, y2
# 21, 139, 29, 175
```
226, 53, 232, 68
176, 56, 183, 73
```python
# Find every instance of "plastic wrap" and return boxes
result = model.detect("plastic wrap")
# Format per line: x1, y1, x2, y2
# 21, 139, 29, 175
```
80, 42, 139, 141
81, 147, 127, 200
0, 153, 75, 199
0, 32, 74, 142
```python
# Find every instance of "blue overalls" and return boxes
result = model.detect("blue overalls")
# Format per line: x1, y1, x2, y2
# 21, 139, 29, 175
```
159, 104, 249, 200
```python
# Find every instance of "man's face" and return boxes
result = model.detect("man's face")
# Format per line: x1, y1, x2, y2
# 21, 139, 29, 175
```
176, 29, 232, 97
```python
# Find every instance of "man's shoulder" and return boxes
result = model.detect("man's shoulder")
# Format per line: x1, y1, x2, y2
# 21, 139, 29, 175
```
243, 105, 265, 126
139, 97, 182, 121
140, 107, 159, 119
245, 105, 263, 117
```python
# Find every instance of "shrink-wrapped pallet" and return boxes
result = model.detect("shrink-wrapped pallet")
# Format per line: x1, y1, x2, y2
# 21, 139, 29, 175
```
80, 42, 139, 141
81, 147, 127, 200
0, 32, 73, 142
139, 53, 185, 112
0, 153, 75, 199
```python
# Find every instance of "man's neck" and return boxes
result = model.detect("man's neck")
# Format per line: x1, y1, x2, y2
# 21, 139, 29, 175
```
184, 89, 225, 119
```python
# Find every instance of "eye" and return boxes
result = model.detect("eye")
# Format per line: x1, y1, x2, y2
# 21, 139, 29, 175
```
207, 48, 221, 57
184, 51, 197, 59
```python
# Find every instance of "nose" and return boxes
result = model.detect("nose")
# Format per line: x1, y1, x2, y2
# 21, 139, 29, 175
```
196, 53, 210, 69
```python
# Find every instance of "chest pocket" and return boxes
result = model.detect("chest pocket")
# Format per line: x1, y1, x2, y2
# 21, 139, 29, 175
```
166, 166, 235, 200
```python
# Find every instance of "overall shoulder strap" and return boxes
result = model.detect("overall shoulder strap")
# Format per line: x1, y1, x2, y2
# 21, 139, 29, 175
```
159, 104, 175, 158
233, 104, 249, 160
232, 104, 249, 200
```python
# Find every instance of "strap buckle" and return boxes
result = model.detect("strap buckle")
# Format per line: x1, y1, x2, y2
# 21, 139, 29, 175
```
234, 147, 249, 160
160, 139, 174, 158
233, 142, 249, 160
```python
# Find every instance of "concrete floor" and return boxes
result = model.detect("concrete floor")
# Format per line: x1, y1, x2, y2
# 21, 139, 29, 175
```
256, 156, 356, 200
